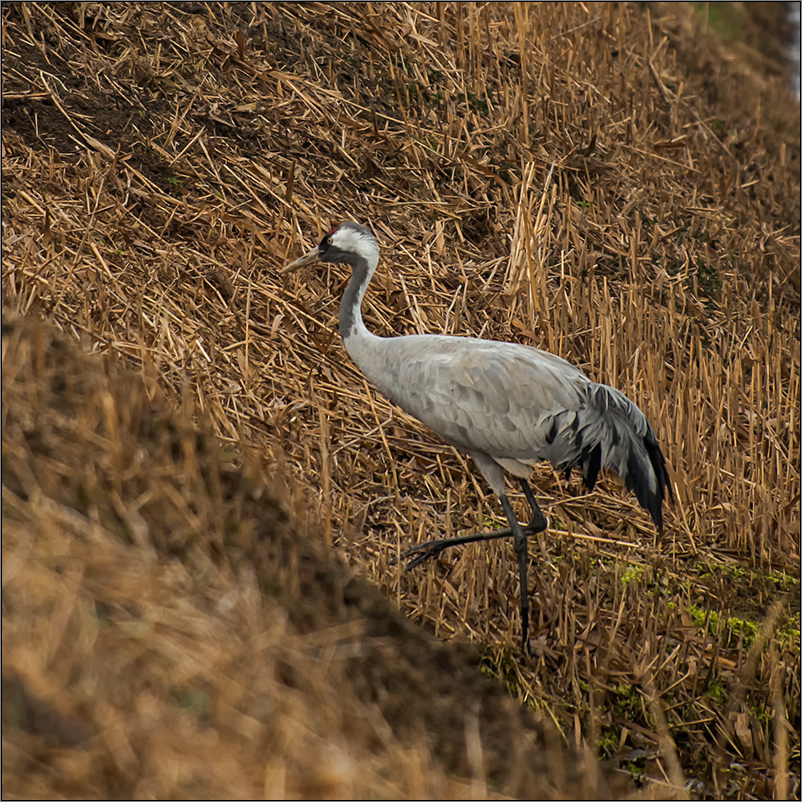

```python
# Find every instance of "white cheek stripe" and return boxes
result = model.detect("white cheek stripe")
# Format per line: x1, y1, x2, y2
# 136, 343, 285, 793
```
332, 227, 379, 263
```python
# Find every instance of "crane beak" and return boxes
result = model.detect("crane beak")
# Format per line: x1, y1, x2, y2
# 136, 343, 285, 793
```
281, 245, 320, 274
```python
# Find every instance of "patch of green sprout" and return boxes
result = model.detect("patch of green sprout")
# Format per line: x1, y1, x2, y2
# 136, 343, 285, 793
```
621, 565, 644, 586
703, 674, 727, 702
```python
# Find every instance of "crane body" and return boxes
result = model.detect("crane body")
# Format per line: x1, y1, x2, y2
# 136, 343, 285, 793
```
284, 221, 671, 653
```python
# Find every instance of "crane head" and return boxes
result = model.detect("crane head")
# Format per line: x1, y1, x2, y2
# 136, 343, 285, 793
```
282, 222, 378, 273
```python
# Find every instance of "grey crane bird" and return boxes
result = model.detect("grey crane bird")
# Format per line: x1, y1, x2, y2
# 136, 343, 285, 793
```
284, 221, 671, 654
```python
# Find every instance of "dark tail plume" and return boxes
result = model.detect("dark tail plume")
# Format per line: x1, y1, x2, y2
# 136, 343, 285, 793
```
586, 385, 672, 531
630, 429, 672, 530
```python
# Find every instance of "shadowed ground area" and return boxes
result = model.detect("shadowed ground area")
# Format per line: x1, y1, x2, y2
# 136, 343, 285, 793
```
2, 310, 613, 798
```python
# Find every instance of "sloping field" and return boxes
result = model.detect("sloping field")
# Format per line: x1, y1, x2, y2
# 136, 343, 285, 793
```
2, 2, 800, 798
3, 310, 615, 798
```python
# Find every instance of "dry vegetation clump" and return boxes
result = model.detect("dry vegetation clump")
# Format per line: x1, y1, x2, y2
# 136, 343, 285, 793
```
2, 311, 613, 798
2, 2, 799, 798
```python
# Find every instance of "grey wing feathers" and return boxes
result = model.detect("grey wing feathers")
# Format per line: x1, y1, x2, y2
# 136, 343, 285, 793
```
380, 338, 587, 459
367, 335, 671, 531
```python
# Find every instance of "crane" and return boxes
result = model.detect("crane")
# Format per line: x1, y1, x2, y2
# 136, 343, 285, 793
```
283, 221, 671, 654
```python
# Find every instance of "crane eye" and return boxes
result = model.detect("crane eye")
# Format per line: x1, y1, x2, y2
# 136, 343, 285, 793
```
320, 225, 338, 252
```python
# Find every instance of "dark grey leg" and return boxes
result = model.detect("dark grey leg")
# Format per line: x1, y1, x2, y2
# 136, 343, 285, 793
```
519, 479, 548, 531
398, 526, 521, 569
499, 492, 530, 654
398, 481, 549, 654
397, 480, 547, 568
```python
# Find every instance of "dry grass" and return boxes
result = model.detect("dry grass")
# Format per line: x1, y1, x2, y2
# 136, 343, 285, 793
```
3, 310, 614, 799
2, 2, 800, 798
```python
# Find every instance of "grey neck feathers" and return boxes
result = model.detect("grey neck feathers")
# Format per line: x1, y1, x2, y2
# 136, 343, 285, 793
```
339, 254, 374, 343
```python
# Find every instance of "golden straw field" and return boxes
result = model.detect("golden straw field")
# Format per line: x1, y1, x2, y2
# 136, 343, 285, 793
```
2, 2, 799, 798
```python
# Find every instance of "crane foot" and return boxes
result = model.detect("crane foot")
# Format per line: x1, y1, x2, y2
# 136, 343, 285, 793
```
393, 516, 547, 571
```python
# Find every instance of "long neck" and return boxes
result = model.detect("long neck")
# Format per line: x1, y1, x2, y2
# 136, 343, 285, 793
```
339, 253, 377, 345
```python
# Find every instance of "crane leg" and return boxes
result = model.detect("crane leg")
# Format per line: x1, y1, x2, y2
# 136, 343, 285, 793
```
396, 479, 547, 569
500, 492, 530, 655
518, 479, 548, 532
397, 480, 547, 655
397, 527, 518, 569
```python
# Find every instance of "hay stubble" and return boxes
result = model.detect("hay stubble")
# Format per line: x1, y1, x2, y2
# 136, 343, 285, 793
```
2, 2, 799, 797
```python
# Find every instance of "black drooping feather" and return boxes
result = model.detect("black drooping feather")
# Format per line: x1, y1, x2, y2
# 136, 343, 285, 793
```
582, 442, 602, 491
620, 425, 672, 531
640, 430, 673, 530
569, 385, 672, 531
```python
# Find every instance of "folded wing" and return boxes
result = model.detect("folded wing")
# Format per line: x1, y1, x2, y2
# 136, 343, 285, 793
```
371, 335, 671, 529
